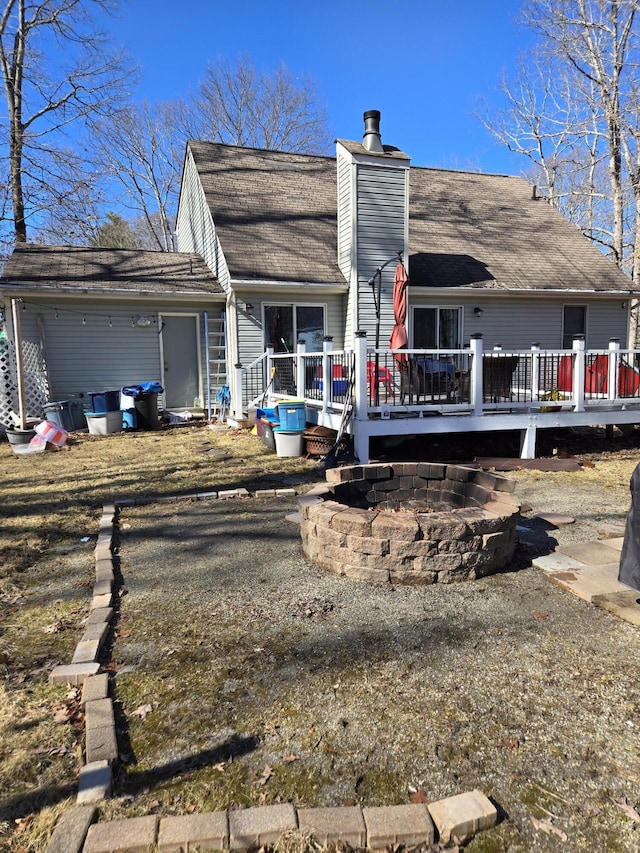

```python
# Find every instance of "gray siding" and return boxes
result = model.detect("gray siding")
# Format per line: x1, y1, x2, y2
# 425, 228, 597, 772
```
16, 299, 224, 404
356, 165, 407, 345
337, 150, 352, 279
176, 150, 231, 291
409, 295, 630, 350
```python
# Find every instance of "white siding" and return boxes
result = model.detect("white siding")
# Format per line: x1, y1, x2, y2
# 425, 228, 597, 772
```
176, 150, 231, 291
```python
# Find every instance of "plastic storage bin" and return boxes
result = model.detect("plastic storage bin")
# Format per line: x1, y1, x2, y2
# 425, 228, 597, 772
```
44, 400, 85, 432
273, 427, 305, 457
87, 390, 120, 413
85, 410, 122, 435
122, 409, 137, 430
259, 419, 278, 451
276, 400, 306, 431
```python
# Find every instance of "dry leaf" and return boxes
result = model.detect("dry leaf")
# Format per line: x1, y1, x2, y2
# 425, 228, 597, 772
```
531, 610, 548, 621
52, 702, 72, 724
409, 789, 431, 804
281, 753, 300, 764
186, 803, 196, 813
130, 703, 153, 719
256, 764, 273, 786
614, 800, 640, 823
501, 737, 520, 749
531, 816, 568, 840
212, 762, 226, 772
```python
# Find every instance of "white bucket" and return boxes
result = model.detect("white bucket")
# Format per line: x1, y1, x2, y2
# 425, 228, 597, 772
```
274, 428, 304, 457
85, 410, 122, 435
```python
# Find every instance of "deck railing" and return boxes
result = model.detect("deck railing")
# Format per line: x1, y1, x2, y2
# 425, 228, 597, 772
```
233, 333, 640, 422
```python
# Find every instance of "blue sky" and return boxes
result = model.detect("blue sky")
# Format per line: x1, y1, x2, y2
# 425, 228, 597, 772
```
106, 0, 532, 176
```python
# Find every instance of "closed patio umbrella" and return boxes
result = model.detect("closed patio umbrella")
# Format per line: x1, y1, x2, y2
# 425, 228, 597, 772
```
389, 262, 409, 366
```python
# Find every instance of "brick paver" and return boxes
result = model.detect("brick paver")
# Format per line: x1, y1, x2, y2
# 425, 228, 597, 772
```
77, 760, 112, 804
81, 674, 109, 706
72, 640, 99, 664
428, 789, 497, 843
297, 806, 366, 845
228, 804, 297, 846
44, 804, 96, 853
363, 804, 434, 847
157, 812, 228, 852
84, 815, 158, 853
49, 662, 100, 685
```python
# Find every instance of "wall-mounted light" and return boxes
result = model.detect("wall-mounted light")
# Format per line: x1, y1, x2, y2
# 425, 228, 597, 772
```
244, 302, 254, 313
474, 307, 483, 318
133, 314, 152, 327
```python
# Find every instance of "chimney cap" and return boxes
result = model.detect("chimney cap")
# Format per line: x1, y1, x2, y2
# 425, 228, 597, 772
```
362, 109, 384, 153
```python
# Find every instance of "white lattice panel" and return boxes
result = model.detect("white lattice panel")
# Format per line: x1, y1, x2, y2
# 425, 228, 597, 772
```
0, 340, 49, 431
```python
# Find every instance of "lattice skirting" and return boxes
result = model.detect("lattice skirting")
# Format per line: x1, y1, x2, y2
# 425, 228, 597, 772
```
0, 340, 49, 431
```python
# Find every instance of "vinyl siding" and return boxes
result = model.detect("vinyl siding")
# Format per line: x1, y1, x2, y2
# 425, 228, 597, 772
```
409, 295, 630, 350
16, 299, 223, 403
176, 150, 231, 291
337, 150, 352, 279
356, 165, 407, 347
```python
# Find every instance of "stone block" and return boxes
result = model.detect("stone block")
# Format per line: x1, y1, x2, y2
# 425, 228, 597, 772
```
446, 464, 477, 482
44, 803, 96, 853
390, 567, 437, 585
255, 489, 277, 497
414, 553, 462, 572
80, 621, 110, 649
158, 812, 229, 852
81, 673, 109, 706
49, 663, 100, 685
471, 469, 498, 489
371, 476, 400, 492
492, 474, 516, 493
428, 789, 497, 843
438, 536, 482, 554
347, 534, 390, 556
85, 698, 114, 730
77, 760, 112, 803
389, 539, 436, 558
91, 593, 112, 610
93, 579, 113, 597
196, 490, 219, 500
331, 508, 372, 537
342, 563, 391, 583
85, 723, 118, 764
72, 640, 100, 664
316, 525, 348, 548
84, 815, 158, 853
86, 607, 113, 625
417, 514, 467, 540
363, 804, 434, 847
418, 462, 446, 479
361, 464, 392, 480
298, 806, 366, 845
228, 803, 297, 846
371, 513, 420, 541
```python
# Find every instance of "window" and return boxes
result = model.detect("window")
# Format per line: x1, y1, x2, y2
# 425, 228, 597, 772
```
264, 304, 325, 352
563, 305, 586, 349
413, 306, 461, 349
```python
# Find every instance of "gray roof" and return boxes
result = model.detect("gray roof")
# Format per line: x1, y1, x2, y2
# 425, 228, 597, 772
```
188, 141, 633, 295
189, 141, 345, 284
1, 244, 224, 297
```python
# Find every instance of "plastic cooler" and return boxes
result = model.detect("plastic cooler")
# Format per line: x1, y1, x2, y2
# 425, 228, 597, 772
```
275, 400, 306, 431
87, 390, 120, 413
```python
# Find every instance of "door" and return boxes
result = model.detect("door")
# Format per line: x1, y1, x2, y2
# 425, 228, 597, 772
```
160, 314, 201, 407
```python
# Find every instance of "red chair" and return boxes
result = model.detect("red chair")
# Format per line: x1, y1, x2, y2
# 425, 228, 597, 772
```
367, 361, 392, 393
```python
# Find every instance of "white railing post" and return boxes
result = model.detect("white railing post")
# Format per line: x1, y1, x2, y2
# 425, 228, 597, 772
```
265, 345, 275, 396
608, 338, 620, 400
233, 362, 244, 420
322, 336, 333, 414
573, 335, 585, 412
470, 334, 484, 414
530, 342, 540, 401
353, 331, 370, 463
296, 339, 306, 397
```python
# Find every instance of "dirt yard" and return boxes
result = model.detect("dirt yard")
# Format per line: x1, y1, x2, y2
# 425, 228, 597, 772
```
2, 423, 640, 852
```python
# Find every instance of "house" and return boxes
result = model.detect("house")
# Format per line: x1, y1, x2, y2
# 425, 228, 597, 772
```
1, 111, 637, 456
175, 110, 634, 395
0, 245, 225, 423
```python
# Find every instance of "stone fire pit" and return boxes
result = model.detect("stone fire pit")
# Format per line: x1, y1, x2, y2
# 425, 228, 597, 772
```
298, 463, 520, 584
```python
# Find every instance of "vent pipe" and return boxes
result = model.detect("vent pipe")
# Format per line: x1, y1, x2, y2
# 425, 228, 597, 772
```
362, 110, 384, 153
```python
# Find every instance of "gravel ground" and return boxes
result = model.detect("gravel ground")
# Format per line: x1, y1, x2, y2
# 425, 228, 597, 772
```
101, 463, 640, 853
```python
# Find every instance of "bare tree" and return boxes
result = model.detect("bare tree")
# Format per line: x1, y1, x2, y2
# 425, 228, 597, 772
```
193, 54, 332, 154
0, 0, 132, 248
90, 99, 183, 252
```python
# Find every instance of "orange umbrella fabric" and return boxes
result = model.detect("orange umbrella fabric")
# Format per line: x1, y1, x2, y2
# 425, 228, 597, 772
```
389, 262, 409, 365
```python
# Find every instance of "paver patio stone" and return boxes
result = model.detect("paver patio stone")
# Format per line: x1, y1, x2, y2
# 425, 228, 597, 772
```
428, 789, 497, 843
297, 806, 366, 845
49, 663, 100, 685
363, 804, 434, 846
77, 760, 112, 803
44, 804, 96, 853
